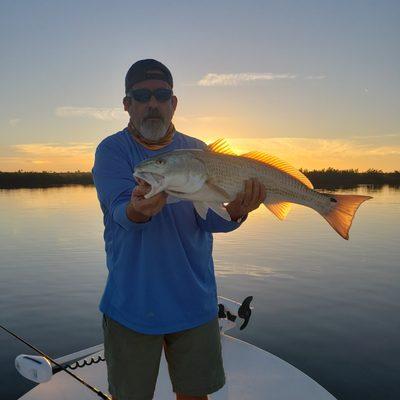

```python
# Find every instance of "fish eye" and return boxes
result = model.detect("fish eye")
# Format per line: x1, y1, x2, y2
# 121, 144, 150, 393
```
155, 159, 165, 165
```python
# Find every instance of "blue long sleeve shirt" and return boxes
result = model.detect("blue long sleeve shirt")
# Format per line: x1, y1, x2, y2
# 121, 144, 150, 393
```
92, 128, 244, 334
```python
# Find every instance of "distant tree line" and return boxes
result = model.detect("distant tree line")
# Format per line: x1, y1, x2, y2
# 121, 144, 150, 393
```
300, 168, 400, 188
0, 171, 93, 188
0, 169, 399, 189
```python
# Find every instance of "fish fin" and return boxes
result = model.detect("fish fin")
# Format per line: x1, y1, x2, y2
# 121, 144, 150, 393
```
193, 201, 209, 219
241, 151, 313, 189
264, 201, 292, 220
207, 139, 237, 155
207, 202, 232, 220
319, 194, 372, 240
193, 201, 232, 221
206, 181, 230, 201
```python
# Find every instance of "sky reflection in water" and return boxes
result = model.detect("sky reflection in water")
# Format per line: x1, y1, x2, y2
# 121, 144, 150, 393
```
0, 185, 399, 400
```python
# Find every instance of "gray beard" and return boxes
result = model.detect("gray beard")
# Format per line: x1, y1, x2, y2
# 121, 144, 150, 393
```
140, 118, 169, 142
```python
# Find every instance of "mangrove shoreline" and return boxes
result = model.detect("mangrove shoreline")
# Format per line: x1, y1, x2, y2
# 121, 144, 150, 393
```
0, 169, 399, 189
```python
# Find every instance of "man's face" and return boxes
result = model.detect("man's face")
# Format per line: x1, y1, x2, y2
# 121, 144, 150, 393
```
124, 79, 178, 142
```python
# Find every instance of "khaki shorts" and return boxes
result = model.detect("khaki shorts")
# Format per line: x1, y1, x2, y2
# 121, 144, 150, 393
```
102, 314, 225, 400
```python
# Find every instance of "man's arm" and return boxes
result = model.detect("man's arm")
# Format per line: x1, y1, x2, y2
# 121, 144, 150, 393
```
92, 140, 165, 231
126, 183, 167, 223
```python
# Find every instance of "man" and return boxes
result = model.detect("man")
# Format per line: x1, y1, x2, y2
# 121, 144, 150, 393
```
92, 59, 266, 400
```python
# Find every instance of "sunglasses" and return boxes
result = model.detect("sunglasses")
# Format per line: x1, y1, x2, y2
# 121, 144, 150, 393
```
127, 88, 173, 103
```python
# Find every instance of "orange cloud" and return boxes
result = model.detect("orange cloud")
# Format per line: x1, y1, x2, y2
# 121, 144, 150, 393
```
1, 135, 399, 172
198, 136, 400, 172
0, 143, 95, 172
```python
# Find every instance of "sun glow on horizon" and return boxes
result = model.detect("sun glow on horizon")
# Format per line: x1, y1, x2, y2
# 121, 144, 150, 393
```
1, 135, 399, 172
1, 116, 399, 173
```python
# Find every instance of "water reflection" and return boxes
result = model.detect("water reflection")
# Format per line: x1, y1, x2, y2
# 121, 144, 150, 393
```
214, 260, 298, 279
0, 185, 399, 400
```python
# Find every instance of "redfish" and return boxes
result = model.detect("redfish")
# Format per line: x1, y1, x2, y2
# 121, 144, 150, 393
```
134, 139, 372, 239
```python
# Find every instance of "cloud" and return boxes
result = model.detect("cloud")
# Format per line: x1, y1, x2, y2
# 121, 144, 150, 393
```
31, 160, 50, 164
174, 115, 227, 123
13, 142, 95, 157
197, 73, 297, 86
304, 75, 326, 80
232, 136, 400, 157
1, 135, 399, 172
201, 136, 400, 171
55, 107, 126, 121
0, 142, 97, 172
9, 118, 21, 127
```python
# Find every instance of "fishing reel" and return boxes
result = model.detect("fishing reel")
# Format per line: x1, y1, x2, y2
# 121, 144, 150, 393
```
217, 296, 253, 333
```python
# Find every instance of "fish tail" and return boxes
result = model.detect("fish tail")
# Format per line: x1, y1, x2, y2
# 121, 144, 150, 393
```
319, 194, 372, 240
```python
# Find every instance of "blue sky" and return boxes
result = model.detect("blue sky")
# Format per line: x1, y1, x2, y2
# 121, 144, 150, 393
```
0, 0, 399, 171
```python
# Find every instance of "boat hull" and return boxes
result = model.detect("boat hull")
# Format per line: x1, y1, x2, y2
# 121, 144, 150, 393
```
18, 334, 336, 399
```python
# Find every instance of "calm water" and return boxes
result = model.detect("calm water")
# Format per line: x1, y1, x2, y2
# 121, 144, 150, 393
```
0, 185, 399, 399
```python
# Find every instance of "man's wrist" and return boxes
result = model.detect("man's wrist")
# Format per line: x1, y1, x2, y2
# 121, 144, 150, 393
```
231, 214, 247, 223
226, 207, 246, 222
126, 202, 151, 223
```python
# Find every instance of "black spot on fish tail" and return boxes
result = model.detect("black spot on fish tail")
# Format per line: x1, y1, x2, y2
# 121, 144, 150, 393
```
330, 197, 337, 203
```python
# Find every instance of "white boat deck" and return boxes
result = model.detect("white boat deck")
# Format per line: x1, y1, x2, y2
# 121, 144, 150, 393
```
19, 334, 336, 400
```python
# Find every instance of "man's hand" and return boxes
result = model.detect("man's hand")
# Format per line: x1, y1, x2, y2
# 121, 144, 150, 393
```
126, 183, 167, 223
225, 178, 266, 222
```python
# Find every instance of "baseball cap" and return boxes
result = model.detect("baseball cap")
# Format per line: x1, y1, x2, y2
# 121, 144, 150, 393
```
125, 59, 173, 94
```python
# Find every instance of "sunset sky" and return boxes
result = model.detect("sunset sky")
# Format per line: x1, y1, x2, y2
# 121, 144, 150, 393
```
0, 1, 399, 172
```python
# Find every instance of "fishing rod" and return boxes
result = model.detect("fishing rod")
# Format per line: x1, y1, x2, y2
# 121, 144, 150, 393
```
0, 324, 111, 400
